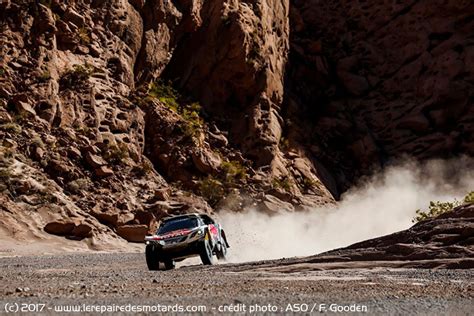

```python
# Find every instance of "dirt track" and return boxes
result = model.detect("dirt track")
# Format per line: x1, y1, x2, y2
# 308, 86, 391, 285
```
0, 253, 473, 315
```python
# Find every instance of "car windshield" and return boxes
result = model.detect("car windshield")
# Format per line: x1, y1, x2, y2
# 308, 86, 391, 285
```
157, 217, 199, 234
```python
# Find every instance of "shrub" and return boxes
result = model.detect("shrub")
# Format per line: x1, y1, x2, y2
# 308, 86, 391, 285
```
0, 168, 14, 192
0, 168, 12, 182
148, 81, 179, 111
180, 123, 201, 141
71, 63, 94, 77
74, 125, 92, 136
272, 176, 291, 191
0, 146, 15, 159
0, 123, 22, 134
221, 160, 247, 183
133, 160, 154, 176
60, 63, 95, 88
181, 108, 203, 139
103, 142, 129, 164
148, 81, 205, 141
413, 191, 474, 223
66, 178, 91, 194
37, 191, 57, 204
465, 191, 474, 204
78, 27, 91, 45
31, 136, 45, 148
279, 137, 290, 150
38, 71, 51, 82
198, 177, 225, 206
221, 14, 231, 26
301, 177, 317, 192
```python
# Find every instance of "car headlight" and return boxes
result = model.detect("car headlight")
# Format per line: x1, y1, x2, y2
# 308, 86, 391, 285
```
190, 229, 203, 238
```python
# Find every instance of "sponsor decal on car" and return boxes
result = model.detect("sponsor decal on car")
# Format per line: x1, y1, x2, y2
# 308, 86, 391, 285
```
209, 224, 218, 237
147, 229, 192, 241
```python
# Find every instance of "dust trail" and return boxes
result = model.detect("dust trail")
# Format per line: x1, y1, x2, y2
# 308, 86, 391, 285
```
218, 158, 474, 263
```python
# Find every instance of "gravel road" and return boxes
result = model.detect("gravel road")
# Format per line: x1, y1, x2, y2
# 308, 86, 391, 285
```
0, 253, 472, 315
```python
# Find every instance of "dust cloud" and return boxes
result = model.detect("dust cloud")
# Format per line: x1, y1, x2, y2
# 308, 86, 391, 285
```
218, 158, 474, 263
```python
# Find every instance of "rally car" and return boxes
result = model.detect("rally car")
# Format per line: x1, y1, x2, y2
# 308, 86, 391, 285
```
144, 213, 230, 270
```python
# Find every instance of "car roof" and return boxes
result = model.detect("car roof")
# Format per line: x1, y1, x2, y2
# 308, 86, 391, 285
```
162, 213, 214, 223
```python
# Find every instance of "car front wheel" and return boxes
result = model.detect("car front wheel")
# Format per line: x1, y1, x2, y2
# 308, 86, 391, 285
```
199, 235, 214, 265
145, 244, 161, 271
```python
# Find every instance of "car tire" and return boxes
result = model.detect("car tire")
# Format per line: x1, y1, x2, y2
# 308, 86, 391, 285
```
164, 259, 175, 270
216, 242, 227, 261
145, 244, 161, 271
199, 235, 214, 265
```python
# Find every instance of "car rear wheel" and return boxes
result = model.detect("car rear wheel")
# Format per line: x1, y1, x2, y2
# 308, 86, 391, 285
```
145, 244, 161, 271
216, 242, 227, 261
164, 259, 175, 270
199, 235, 214, 265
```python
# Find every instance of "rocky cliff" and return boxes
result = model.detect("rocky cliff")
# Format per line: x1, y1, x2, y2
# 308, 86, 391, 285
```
0, 0, 472, 247
288, 0, 474, 192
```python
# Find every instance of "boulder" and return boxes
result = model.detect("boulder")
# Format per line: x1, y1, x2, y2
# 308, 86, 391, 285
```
191, 148, 221, 174
67, 147, 82, 160
116, 224, 149, 243
208, 132, 228, 148
260, 195, 295, 214
90, 210, 120, 226
44, 221, 76, 236
134, 210, 156, 226
64, 8, 85, 27
44, 220, 94, 240
153, 188, 170, 201
85, 152, 107, 168
48, 159, 71, 175
12, 99, 36, 118
94, 166, 114, 177
0, 111, 12, 124
71, 223, 93, 238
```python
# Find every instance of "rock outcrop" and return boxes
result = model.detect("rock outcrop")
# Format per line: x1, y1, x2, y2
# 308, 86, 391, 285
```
303, 203, 474, 269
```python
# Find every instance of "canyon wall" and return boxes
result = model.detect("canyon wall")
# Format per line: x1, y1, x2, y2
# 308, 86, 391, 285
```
0, 0, 472, 245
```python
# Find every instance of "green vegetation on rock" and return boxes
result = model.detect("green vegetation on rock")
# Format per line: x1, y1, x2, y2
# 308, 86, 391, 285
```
413, 191, 474, 223
198, 176, 225, 206
148, 81, 204, 140
221, 160, 247, 184
61, 63, 95, 88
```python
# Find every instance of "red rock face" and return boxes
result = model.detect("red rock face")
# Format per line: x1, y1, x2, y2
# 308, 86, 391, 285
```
288, 0, 474, 189
162, 0, 290, 166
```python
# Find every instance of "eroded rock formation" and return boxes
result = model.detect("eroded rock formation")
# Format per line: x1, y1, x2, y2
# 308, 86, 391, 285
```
0, 0, 472, 246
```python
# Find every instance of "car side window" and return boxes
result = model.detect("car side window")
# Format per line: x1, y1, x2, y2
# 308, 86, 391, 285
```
201, 216, 215, 225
